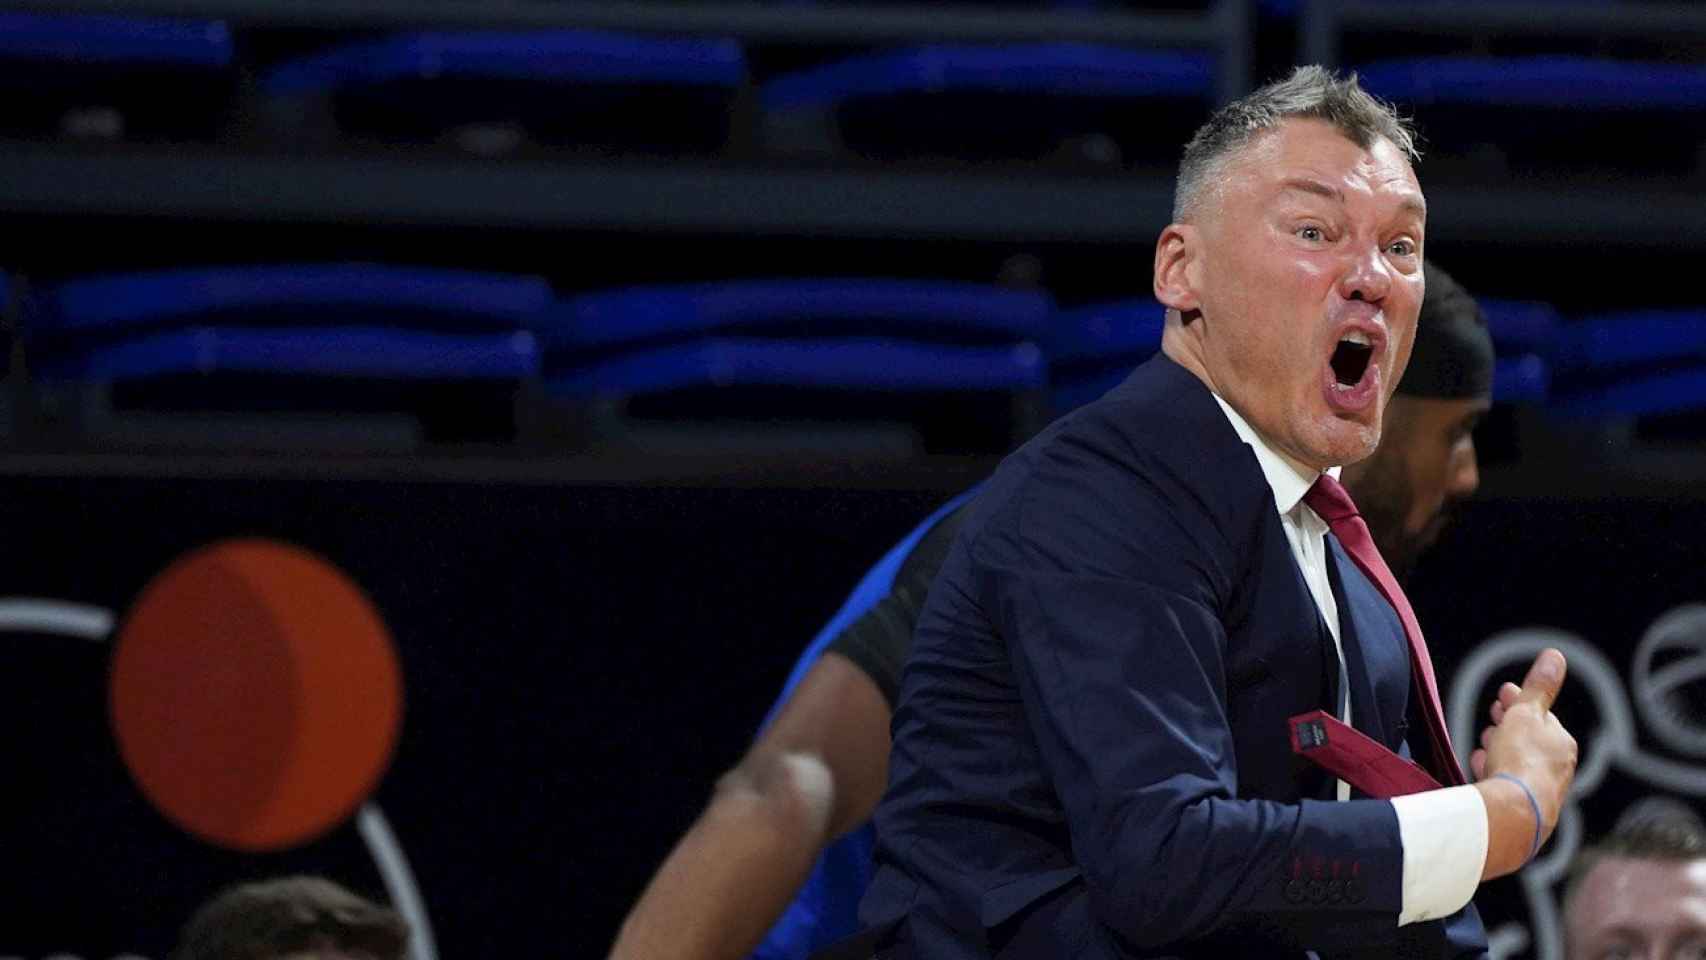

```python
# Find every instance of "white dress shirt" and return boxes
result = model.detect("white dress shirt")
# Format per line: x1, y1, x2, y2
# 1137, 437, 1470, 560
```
1211, 394, 1487, 927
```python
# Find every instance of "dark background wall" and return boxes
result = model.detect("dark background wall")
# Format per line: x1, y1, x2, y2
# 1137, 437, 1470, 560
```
0, 463, 1701, 957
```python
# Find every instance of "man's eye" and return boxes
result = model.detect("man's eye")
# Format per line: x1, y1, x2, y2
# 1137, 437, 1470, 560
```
1298, 226, 1325, 242
1388, 239, 1417, 257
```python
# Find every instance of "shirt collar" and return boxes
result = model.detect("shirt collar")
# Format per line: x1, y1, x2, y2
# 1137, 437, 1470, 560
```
1209, 393, 1341, 516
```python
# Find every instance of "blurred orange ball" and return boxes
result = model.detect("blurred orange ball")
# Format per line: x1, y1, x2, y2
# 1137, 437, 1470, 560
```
110, 539, 402, 852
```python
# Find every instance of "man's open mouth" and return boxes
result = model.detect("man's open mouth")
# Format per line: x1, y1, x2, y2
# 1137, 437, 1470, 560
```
1330, 333, 1374, 388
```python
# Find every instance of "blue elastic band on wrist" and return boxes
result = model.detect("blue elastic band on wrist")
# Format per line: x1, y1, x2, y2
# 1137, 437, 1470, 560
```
1492, 773, 1544, 863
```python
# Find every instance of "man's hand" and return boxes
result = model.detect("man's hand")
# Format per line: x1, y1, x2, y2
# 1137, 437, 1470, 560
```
1471, 648, 1578, 880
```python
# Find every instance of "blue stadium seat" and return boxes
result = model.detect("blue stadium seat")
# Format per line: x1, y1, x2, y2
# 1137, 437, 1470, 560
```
0, 13, 231, 67
545, 337, 1043, 395
27, 264, 547, 381
0, 13, 234, 141
1357, 56, 1706, 112
537, 279, 1050, 395
1043, 297, 1164, 414
762, 46, 1213, 110
31, 327, 535, 382
1480, 298, 1561, 356
1549, 311, 1706, 417
1553, 367, 1706, 420
1492, 355, 1550, 405
1480, 298, 1560, 404
261, 31, 747, 156
23, 264, 550, 448
531, 279, 1051, 455
759, 44, 1217, 168
1551, 311, 1706, 373
541, 279, 1050, 352
1353, 55, 1706, 180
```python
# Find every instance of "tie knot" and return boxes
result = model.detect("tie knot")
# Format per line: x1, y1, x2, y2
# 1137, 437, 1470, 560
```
1304, 473, 1360, 523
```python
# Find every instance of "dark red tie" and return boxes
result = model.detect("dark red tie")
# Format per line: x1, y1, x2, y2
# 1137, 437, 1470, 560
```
1301, 473, 1466, 788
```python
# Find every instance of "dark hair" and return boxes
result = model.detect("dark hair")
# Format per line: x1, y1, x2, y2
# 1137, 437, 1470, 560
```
172, 875, 409, 960
1398, 262, 1494, 399
1563, 798, 1706, 921
1173, 65, 1418, 221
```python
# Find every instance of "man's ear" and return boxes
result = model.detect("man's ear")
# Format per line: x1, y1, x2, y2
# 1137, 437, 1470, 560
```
1153, 223, 1202, 314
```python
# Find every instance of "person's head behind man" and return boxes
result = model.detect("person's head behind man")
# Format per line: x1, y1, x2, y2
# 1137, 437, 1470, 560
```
1340, 261, 1493, 580
1155, 65, 1425, 475
1564, 798, 1706, 960
172, 875, 409, 960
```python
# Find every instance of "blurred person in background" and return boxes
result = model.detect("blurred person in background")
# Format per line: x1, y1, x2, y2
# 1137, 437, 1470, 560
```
608, 259, 1498, 960
171, 875, 409, 960
1340, 262, 1493, 584
1564, 797, 1706, 960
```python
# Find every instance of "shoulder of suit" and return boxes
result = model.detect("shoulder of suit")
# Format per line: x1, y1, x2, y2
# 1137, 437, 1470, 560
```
958, 359, 1279, 590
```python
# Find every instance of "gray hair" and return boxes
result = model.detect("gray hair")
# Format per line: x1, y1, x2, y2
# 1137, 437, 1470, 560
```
1172, 65, 1419, 222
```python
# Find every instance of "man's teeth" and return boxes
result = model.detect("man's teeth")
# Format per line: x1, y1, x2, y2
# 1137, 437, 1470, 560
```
1340, 331, 1371, 346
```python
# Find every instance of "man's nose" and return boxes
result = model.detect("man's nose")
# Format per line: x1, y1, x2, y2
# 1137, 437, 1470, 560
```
1339, 245, 1393, 303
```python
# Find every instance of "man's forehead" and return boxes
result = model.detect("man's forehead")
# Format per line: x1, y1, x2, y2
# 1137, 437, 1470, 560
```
1246, 118, 1422, 205
1582, 856, 1706, 907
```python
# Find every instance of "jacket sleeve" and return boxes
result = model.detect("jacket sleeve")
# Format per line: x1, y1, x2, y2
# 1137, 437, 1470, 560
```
974, 440, 1433, 953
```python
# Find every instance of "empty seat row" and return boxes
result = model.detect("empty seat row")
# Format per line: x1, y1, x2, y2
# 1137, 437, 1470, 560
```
2, 265, 1058, 453
0, 14, 1224, 170
1438, 298, 1706, 423
10, 262, 1694, 420
29, 11, 1706, 183
17, 266, 1056, 404
1549, 311, 1706, 419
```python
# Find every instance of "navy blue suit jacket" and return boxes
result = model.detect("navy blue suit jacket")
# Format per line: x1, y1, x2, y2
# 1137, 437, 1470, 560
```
856, 355, 1486, 959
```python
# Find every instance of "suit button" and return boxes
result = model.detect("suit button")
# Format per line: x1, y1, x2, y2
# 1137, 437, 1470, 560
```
1283, 879, 1305, 904
1306, 879, 1328, 904
1345, 878, 1366, 905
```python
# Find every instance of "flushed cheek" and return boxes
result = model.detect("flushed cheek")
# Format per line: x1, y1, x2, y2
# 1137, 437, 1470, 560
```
1284, 261, 1331, 289
1282, 251, 1338, 292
